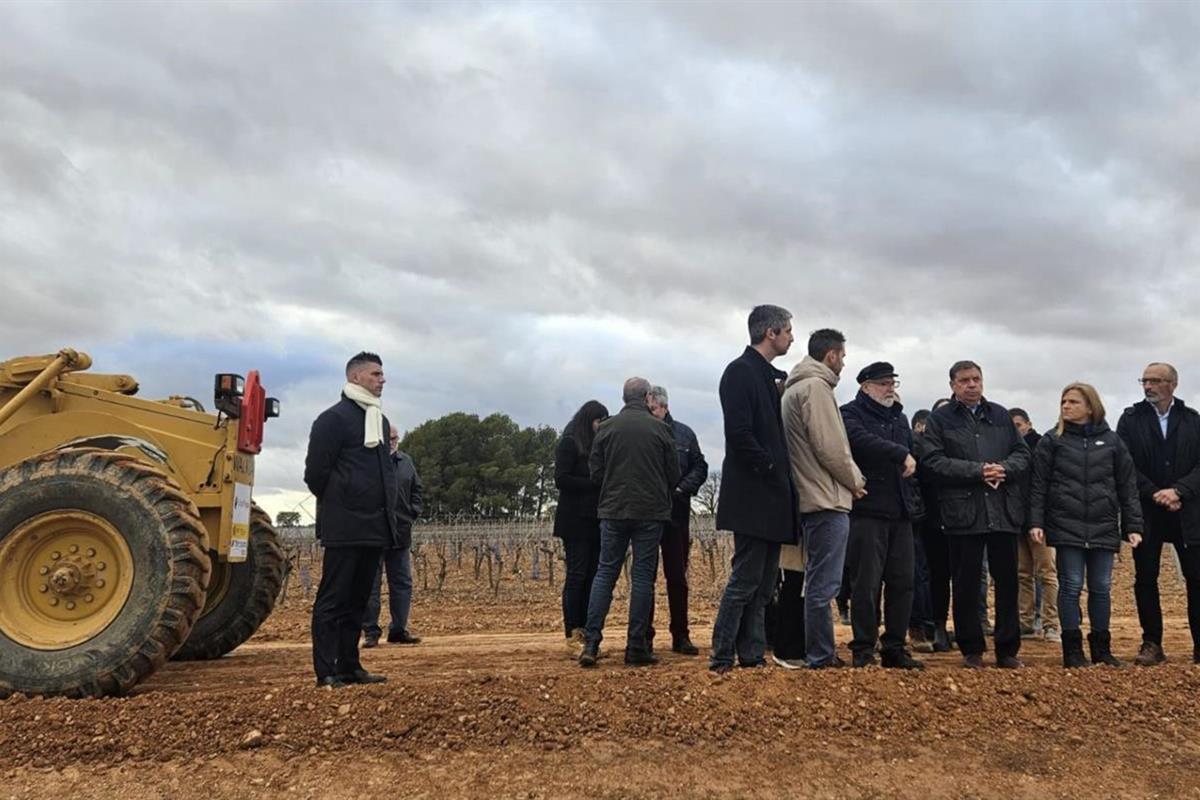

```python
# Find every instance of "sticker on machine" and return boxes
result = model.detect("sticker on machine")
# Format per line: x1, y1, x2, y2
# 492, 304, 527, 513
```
230, 483, 253, 561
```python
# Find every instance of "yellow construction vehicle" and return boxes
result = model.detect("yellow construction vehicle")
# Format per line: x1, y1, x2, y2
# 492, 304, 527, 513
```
0, 348, 285, 697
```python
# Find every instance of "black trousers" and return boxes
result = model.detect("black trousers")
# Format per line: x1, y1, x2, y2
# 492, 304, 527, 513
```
847, 517, 914, 656
311, 545, 383, 680
948, 533, 1020, 659
837, 559, 853, 611
922, 520, 952, 628
649, 510, 691, 642
1134, 523, 1200, 650
773, 568, 807, 660
561, 521, 601, 637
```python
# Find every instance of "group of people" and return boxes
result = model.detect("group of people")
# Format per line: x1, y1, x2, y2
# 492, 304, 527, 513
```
555, 304, 1200, 673
554, 381, 709, 665
299, 320, 1200, 687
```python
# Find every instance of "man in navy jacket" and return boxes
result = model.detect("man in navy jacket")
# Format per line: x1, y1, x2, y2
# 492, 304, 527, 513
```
647, 385, 708, 655
304, 352, 397, 688
840, 362, 923, 669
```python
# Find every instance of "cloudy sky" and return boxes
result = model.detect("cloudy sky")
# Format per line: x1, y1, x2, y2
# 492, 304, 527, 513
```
3, 1, 1198, 521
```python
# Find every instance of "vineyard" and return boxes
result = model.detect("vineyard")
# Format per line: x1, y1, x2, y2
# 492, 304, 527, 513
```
3, 520, 1200, 799
278, 517, 739, 600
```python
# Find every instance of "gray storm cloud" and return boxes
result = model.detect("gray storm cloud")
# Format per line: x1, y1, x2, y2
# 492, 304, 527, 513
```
2, 1, 1198, 514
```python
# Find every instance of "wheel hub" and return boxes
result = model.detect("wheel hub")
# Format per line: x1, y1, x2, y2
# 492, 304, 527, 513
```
0, 511, 135, 650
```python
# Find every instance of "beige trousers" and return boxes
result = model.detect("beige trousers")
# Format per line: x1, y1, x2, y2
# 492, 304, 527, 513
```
1018, 534, 1058, 630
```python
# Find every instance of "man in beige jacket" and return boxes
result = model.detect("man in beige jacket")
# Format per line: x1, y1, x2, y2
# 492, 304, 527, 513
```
782, 328, 866, 668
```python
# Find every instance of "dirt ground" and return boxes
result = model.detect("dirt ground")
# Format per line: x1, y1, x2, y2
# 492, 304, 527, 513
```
4, 546, 1200, 799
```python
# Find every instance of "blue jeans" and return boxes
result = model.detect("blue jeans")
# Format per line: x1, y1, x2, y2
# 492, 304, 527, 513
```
1056, 546, 1115, 632
584, 519, 662, 650
802, 510, 850, 667
362, 548, 413, 637
710, 534, 781, 668
979, 551, 990, 628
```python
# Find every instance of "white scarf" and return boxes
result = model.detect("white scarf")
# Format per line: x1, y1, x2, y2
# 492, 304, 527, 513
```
342, 382, 384, 448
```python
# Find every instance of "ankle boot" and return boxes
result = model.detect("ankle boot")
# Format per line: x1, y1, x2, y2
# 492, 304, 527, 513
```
933, 625, 953, 653
1088, 630, 1124, 667
1061, 629, 1089, 669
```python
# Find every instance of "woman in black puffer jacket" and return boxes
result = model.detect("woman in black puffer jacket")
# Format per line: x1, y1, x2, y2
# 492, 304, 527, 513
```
553, 400, 609, 649
1028, 383, 1143, 668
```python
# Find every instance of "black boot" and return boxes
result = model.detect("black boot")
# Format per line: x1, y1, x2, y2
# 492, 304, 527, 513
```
933, 625, 953, 653
671, 636, 700, 656
579, 640, 600, 668
624, 647, 658, 667
1061, 629, 1089, 669
1088, 630, 1124, 667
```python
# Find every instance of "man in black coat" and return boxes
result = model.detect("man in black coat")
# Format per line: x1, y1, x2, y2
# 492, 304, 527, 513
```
303, 352, 398, 688
916, 360, 1030, 669
1117, 362, 1200, 665
362, 426, 423, 648
579, 377, 680, 667
646, 385, 708, 655
840, 362, 923, 669
709, 305, 798, 673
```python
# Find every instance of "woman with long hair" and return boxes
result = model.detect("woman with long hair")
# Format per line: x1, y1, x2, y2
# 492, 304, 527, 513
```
553, 400, 609, 650
1028, 383, 1143, 668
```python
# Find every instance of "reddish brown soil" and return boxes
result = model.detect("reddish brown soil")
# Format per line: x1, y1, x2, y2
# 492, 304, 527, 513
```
3, 549, 1199, 799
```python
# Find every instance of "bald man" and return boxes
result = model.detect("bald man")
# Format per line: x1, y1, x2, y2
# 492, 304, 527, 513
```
579, 377, 680, 667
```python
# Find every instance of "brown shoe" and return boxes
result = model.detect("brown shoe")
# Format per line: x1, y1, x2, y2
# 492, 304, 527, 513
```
1134, 640, 1166, 666
962, 654, 985, 669
909, 629, 935, 654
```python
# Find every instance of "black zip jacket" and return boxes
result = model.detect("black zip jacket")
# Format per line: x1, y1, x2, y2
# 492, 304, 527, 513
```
1027, 420, 1143, 551
589, 401, 680, 521
916, 398, 1030, 535
553, 431, 601, 538
391, 450, 422, 551
666, 413, 708, 519
840, 391, 915, 520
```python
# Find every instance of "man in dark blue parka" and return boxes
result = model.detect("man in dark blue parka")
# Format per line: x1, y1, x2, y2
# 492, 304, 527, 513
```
840, 362, 923, 669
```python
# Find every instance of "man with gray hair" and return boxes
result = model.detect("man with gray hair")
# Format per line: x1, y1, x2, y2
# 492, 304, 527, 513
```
580, 377, 681, 667
646, 385, 709, 655
839, 361, 923, 669
710, 305, 798, 673
1118, 361, 1200, 665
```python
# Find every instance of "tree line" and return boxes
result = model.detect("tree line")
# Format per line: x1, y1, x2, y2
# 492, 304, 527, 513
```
277, 412, 723, 527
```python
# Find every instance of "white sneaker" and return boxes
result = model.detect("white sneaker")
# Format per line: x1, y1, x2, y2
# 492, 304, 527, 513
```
771, 654, 807, 670
1043, 627, 1062, 644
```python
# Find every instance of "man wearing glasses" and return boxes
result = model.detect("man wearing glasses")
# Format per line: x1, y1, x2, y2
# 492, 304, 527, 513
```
839, 362, 924, 669
1117, 363, 1200, 666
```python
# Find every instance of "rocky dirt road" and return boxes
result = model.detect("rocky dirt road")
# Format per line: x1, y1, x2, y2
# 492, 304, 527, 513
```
3, 551, 1199, 799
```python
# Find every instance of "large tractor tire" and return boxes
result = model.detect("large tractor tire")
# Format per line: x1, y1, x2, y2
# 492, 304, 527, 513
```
172, 504, 285, 660
0, 449, 211, 698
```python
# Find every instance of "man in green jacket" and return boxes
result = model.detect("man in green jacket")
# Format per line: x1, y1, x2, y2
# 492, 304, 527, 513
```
580, 377, 681, 667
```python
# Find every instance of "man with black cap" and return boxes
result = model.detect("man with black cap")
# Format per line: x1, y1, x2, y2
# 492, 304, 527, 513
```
840, 362, 924, 669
